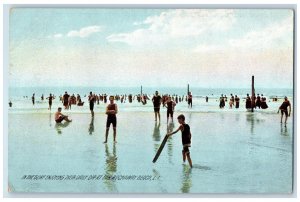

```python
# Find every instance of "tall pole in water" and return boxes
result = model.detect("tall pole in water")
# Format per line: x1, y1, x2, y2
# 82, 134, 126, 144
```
187, 84, 189, 95
141, 85, 143, 95
251, 76, 255, 112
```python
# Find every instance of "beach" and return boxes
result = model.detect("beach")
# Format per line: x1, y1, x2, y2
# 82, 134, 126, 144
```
8, 109, 293, 193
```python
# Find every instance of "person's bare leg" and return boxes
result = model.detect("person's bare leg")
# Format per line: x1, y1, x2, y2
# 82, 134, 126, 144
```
285, 115, 288, 126
158, 112, 161, 122
64, 116, 72, 122
182, 151, 186, 162
113, 128, 117, 143
187, 153, 193, 168
280, 113, 283, 123
154, 112, 157, 121
104, 128, 109, 143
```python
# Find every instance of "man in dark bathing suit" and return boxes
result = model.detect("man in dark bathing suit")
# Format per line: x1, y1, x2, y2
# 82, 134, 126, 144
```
187, 92, 193, 108
104, 96, 118, 143
278, 96, 292, 126
88, 92, 95, 117
152, 91, 162, 122
63, 91, 70, 109
165, 96, 176, 123
32, 93, 35, 106
46, 93, 55, 110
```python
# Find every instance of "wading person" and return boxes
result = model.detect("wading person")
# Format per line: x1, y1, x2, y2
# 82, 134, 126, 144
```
32, 93, 35, 106
167, 114, 193, 168
165, 96, 176, 124
278, 96, 291, 126
246, 94, 251, 109
152, 91, 162, 122
187, 92, 193, 108
46, 93, 55, 110
88, 91, 95, 117
104, 96, 118, 143
63, 91, 70, 110
234, 95, 240, 109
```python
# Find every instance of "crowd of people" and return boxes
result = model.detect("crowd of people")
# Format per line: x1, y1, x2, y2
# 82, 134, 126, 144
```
219, 93, 269, 110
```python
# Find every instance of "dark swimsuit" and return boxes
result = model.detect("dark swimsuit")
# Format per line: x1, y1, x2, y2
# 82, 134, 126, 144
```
89, 96, 95, 110
166, 101, 174, 118
152, 96, 161, 112
106, 104, 117, 128
181, 124, 191, 153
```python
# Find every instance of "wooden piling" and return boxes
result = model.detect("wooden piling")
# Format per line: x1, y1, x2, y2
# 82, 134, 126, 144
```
251, 76, 255, 112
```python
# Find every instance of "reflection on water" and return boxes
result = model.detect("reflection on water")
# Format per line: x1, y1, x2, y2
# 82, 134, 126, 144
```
55, 121, 70, 135
246, 113, 255, 135
235, 113, 240, 122
180, 164, 192, 193
246, 113, 265, 135
280, 124, 290, 136
153, 122, 161, 142
88, 117, 95, 135
104, 143, 118, 192
49, 113, 52, 127
167, 123, 174, 164
152, 169, 167, 193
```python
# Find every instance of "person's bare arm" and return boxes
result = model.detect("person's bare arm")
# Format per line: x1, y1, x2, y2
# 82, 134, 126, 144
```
167, 125, 183, 137
105, 106, 109, 114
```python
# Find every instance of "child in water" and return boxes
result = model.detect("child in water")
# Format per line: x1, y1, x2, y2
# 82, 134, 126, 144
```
167, 114, 192, 168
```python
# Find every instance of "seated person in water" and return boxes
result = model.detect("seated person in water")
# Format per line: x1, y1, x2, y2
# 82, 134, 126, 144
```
55, 107, 72, 123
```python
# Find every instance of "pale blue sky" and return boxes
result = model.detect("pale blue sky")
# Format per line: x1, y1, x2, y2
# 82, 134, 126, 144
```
9, 9, 294, 88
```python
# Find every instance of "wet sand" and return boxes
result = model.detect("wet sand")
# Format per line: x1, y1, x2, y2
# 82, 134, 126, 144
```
8, 111, 293, 193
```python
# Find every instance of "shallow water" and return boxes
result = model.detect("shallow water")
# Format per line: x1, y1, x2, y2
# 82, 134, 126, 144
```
8, 111, 293, 193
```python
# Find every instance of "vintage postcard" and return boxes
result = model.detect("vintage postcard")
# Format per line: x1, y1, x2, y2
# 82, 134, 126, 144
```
7, 7, 294, 194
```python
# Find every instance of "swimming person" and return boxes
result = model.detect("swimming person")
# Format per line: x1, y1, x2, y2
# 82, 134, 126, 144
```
104, 96, 118, 143
278, 96, 291, 126
152, 91, 162, 122
54, 107, 72, 123
187, 92, 192, 108
167, 114, 192, 168
165, 96, 176, 123
46, 93, 55, 110
88, 92, 95, 117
